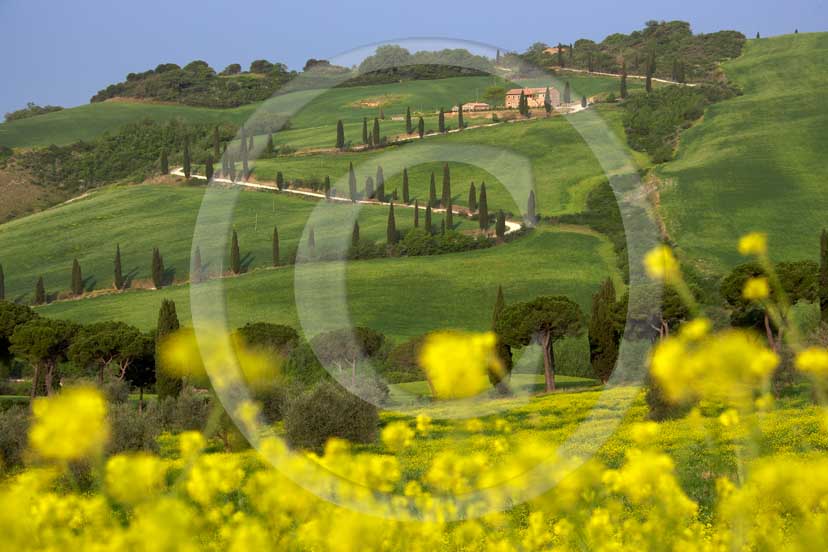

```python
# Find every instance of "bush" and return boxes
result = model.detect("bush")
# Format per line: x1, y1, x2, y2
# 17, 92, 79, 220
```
147, 388, 211, 432
107, 402, 161, 455
0, 406, 28, 471
284, 342, 331, 387
252, 383, 291, 423
384, 336, 427, 383
101, 378, 130, 404
284, 381, 378, 452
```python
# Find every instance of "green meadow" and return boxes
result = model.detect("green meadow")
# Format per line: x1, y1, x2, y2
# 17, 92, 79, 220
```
659, 33, 828, 274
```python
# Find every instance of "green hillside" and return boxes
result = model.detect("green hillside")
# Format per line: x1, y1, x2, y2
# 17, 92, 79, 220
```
659, 33, 828, 273
38, 226, 618, 341
0, 184, 479, 302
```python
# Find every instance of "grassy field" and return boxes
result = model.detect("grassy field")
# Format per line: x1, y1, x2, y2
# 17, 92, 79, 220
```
0, 74, 632, 149
658, 32, 828, 275
247, 109, 630, 219
0, 183, 487, 302
38, 224, 619, 342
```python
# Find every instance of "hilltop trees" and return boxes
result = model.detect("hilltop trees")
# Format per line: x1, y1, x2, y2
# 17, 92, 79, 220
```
496, 296, 584, 393
588, 278, 619, 384
272, 226, 280, 266
402, 168, 410, 204
441, 164, 451, 208
417, 117, 424, 138
386, 203, 398, 245
113, 246, 124, 290
151, 248, 165, 289
34, 277, 46, 305
468, 183, 477, 212
230, 230, 241, 274
438, 108, 446, 133
348, 162, 357, 200
405, 107, 412, 134
620, 61, 628, 98
155, 299, 182, 399
335, 120, 345, 149
71, 259, 83, 296
183, 136, 191, 178
160, 150, 169, 175
478, 183, 489, 230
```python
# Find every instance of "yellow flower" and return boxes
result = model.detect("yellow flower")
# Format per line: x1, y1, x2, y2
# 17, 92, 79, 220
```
415, 413, 432, 435
742, 277, 769, 300
29, 387, 109, 461
643, 245, 680, 282
738, 232, 767, 256
106, 454, 167, 504
381, 421, 415, 452
795, 347, 828, 378
680, 318, 711, 340
419, 331, 502, 399
630, 421, 660, 444
179, 431, 206, 460
718, 409, 740, 427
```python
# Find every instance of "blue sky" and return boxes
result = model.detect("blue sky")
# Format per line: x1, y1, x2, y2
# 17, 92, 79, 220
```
1, 0, 825, 115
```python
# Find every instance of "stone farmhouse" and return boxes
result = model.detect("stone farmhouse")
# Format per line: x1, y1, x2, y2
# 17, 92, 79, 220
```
451, 102, 490, 112
505, 87, 561, 109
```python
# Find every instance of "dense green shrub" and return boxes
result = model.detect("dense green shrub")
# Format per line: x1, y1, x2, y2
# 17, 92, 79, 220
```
384, 336, 427, 383
284, 381, 379, 452
106, 402, 161, 455
284, 342, 330, 386
4, 102, 63, 122
0, 406, 28, 470
397, 228, 493, 256
101, 378, 130, 404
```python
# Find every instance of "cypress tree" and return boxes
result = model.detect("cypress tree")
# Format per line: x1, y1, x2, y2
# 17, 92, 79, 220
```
492, 285, 505, 329
402, 168, 410, 204
308, 227, 315, 250
589, 278, 619, 384
248, 134, 254, 152
376, 166, 385, 202
405, 107, 412, 133
160, 149, 169, 175
34, 276, 46, 305
544, 87, 552, 116
114, 245, 124, 290
756, 32, 760, 39
335, 120, 345, 149
352, 221, 360, 247
413, 200, 420, 228
276, 171, 284, 190
191, 245, 202, 283
362, 117, 369, 144
241, 128, 249, 180
646, 51, 656, 93
457, 102, 464, 129
272, 226, 280, 266
587, 51, 594, 72
495, 210, 506, 239
438, 108, 445, 133
183, 136, 191, 178
71, 259, 83, 296
468, 183, 477, 212
581, 95, 587, 108
418, 117, 425, 138
445, 195, 453, 229
518, 91, 527, 116
348, 162, 357, 200
440, 219, 446, 235
373, 118, 380, 146
478, 183, 489, 230
324, 175, 331, 199
429, 173, 437, 207
228, 157, 236, 182
266, 132, 274, 155
491, 285, 512, 389
820, 229, 828, 323
441, 164, 451, 207
425, 205, 433, 233
557, 43, 564, 67
563, 81, 572, 104
205, 155, 214, 181
0, 263, 4, 301
365, 176, 374, 199
387, 203, 398, 244
213, 126, 221, 159
156, 299, 182, 399
620, 61, 628, 99
152, 247, 164, 289
230, 230, 241, 274
527, 190, 536, 224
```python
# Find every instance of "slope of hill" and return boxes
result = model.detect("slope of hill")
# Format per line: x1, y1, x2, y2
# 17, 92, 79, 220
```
658, 32, 828, 274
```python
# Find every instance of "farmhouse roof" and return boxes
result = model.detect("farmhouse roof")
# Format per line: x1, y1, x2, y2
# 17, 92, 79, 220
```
506, 87, 550, 95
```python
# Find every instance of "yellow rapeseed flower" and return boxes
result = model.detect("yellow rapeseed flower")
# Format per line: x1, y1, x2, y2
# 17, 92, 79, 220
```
718, 409, 740, 427
742, 277, 770, 300
738, 232, 767, 256
419, 331, 502, 399
415, 413, 432, 435
29, 387, 109, 461
106, 454, 168, 505
795, 347, 828, 378
643, 245, 680, 282
381, 421, 415, 452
